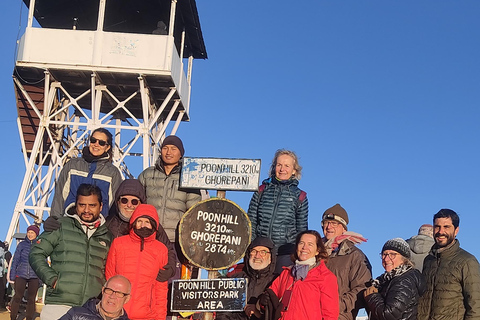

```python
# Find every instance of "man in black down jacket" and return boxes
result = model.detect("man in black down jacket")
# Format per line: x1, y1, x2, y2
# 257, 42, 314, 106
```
60, 275, 131, 320
216, 237, 277, 320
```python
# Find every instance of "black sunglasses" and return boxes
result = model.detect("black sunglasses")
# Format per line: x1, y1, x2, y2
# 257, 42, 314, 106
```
90, 136, 108, 147
120, 197, 140, 206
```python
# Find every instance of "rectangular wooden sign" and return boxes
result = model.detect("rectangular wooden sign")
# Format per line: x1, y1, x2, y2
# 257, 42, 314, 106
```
171, 278, 248, 312
180, 157, 261, 191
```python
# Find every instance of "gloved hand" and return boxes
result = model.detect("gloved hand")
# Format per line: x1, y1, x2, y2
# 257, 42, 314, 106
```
256, 292, 271, 314
156, 264, 176, 282
43, 216, 61, 232
363, 286, 378, 298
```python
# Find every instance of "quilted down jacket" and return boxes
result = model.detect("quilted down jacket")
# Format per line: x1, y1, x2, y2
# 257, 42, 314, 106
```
247, 178, 308, 254
29, 214, 112, 306
138, 160, 201, 242
418, 240, 480, 320
10, 236, 38, 281
105, 204, 169, 320
365, 268, 426, 320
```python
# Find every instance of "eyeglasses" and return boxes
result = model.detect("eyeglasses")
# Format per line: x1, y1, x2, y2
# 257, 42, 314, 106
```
103, 287, 129, 298
250, 249, 270, 257
380, 252, 399, 260
119, 197, 140, 206
322, 220, 340, 228
90, 136, 108, 147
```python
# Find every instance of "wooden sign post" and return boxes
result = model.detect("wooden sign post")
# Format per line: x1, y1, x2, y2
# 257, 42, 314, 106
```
177, 157, 260, 320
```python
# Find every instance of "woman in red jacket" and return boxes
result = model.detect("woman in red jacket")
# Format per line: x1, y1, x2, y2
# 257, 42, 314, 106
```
106, 204, 169, 320
256, 230, 339, 320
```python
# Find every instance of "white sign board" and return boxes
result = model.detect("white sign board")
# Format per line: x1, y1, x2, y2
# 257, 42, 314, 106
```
180, 157, 261, 191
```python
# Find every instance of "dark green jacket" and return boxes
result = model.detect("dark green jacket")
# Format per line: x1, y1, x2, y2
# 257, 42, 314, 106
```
29, 215, 112, 306
418, 240, 480, 320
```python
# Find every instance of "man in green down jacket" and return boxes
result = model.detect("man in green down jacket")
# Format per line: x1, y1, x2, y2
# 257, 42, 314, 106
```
418, 208, 480, 320
30, 184, 112, 320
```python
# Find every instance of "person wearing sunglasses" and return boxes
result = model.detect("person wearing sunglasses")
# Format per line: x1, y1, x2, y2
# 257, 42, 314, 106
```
106, 179, 177, 282
106, 204, 169, 320
364, 238, 426, 320
60, 275, 131, 320
216, 237, 277, 320
49, 127, 122, 222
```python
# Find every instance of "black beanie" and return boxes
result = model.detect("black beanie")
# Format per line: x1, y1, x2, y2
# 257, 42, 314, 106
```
161, 135, 184, 156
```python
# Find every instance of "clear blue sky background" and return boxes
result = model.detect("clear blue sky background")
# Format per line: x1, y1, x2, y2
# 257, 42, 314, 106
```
1, 1, 480, 280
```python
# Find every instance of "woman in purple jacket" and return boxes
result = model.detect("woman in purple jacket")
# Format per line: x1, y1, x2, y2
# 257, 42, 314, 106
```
9, 225, 40, 320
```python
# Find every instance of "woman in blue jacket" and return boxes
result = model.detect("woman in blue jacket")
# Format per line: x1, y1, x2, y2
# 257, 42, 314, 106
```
247, 149, 309, 274
9, 225, 40, 320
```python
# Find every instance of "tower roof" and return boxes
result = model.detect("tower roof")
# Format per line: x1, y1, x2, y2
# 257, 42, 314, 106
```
22, 0, 207, 59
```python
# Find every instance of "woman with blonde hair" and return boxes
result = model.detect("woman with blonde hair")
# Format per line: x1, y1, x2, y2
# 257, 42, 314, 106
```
247, 149, 308, 274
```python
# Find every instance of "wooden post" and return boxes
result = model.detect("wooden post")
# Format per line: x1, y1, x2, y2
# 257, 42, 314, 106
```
203, 190, 226, 320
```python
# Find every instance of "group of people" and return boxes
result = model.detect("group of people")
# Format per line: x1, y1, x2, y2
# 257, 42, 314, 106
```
7, 131, 202, 320
6, 129, 480, 320
234, 148, 479, 320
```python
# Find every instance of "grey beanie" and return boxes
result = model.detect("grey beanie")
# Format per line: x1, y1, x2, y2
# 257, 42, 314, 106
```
382, 238, 411, 259
115, 179, 146, 203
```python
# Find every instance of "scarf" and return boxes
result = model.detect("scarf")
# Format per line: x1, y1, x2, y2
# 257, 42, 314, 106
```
82, 146, 109, 163
134, 227, 156, 251
324, 231, 367, 255
291, 257, 316, 281
118, 211, 130, 223
370, 264, 413, 290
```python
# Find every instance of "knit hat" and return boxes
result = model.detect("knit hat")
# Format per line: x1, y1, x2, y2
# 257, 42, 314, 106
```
418, 224, 433, 238
27, 225, 40, 237
382, 238, 411, 259
161, 135, 184, 157
322, 204, 349, 230
115, 179, 146, 203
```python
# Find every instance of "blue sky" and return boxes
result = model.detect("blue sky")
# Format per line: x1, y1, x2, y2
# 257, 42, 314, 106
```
1, 1, 480, 279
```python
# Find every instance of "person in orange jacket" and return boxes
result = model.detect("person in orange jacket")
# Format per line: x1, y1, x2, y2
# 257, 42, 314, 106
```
106, 204, 169, 320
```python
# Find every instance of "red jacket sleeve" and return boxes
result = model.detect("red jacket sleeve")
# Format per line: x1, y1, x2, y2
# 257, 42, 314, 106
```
154, 243, 169, 319
105, 238, 118, 280
320, 271, 340, 320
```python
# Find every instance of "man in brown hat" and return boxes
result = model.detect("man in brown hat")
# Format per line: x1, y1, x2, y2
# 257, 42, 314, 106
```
322, 204, 372, 320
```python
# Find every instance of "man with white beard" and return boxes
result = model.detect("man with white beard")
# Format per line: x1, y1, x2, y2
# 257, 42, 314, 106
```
216, 237, 277, 320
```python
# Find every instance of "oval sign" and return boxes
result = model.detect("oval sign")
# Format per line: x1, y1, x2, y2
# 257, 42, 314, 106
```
179, 198, 251, 270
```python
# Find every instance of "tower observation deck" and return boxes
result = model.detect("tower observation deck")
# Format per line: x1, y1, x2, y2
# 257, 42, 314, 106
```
8, 0, 207, 243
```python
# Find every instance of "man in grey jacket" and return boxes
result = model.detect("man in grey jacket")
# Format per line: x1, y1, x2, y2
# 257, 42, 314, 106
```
418, 209, 480, 320
138, 135, 202, 243
406, 224, 434, 271
322, 204, 372, 320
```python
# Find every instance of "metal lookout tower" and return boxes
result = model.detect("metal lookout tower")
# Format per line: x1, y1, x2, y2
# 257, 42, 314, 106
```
7, 0, 207, 243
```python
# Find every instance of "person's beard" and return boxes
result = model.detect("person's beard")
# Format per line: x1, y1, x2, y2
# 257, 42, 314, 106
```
434, 231, 455, 248
249, 257, 271, 271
